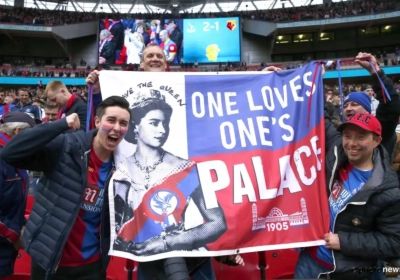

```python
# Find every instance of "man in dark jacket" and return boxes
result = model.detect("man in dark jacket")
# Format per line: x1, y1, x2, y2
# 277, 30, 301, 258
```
0, 112, 36, 278
44, 80, 87, 130
108, 16, 125, 61
165, 20, 183, 63
99, 29, 116, 66
0, 96, 131, 279
341, 53, 400, 280
294, 112, 400, 279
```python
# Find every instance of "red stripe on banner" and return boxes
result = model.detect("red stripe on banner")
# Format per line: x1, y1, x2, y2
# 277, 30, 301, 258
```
190, 117, 329, 250
117, 166, 194, 241
0, 222, 18, 242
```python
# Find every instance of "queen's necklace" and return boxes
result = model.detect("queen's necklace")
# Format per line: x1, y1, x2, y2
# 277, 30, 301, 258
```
133, 150, 165, 189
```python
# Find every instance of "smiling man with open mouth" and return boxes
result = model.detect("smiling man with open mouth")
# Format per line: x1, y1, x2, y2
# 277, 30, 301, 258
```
0, 96, 131, 280
294, 112, 400, 280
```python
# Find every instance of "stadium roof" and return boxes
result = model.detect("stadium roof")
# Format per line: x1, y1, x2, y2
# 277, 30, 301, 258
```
1, 0, 350, 15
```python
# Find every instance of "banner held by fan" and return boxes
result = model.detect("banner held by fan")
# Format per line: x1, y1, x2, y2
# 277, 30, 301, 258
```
99, 62, 330, 262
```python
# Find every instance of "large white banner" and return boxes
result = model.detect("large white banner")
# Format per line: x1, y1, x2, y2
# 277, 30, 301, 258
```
99, 65, 329, 262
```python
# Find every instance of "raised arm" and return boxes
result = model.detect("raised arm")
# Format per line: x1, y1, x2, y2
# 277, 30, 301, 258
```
0, 114, 80, 172
324, 101, 343, 153
355, 52, 400, 149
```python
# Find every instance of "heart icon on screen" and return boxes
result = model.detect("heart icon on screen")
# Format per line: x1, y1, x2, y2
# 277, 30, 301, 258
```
226, 20, 237, 31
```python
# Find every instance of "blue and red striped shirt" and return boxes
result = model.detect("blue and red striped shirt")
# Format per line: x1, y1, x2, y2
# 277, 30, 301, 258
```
308, 164, 372, 267
59, 148, 112, 267
0, 104, 14, 119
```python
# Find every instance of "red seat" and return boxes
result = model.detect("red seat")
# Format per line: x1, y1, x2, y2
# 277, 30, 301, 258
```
264, 249, 299, 279
3, 274, 30, 280
14, 250, 32, 276
106, 257, 138, 280
213, 252, 262, 280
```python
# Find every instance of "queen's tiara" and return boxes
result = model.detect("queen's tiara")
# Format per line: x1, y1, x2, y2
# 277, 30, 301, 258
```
129, 88, 165, 109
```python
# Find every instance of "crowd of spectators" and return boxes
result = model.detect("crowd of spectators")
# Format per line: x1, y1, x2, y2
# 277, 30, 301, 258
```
0, 7, 96, 25
0, 85, 87, 103
1, 51, 399, 77
0, 0, 399, 26
239, 0, 399, 22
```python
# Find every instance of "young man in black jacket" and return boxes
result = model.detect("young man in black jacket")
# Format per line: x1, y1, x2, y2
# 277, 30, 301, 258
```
86, 44, 249, 280
44, 80, 87, 131
0, 112, 36, 278
294, 112, 400, 279
0, 96, 130, 279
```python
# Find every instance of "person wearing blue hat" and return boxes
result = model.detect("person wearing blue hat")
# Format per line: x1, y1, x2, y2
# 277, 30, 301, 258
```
343, 91, 372, 118
332, 52, 400, 280
342, 53, 400, 165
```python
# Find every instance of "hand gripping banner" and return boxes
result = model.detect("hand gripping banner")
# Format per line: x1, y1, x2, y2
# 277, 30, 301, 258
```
100, 62, 330, 262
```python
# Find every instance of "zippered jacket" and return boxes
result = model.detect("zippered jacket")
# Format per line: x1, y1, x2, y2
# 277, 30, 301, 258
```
11, 102, 42, 123
0, 133, 28, 278
0, 94, 110, 277
319, 115, 400, 279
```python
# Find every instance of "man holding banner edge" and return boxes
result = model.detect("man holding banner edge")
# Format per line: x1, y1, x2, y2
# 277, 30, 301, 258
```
86, 43, 251, 280
294, 53, 400, 279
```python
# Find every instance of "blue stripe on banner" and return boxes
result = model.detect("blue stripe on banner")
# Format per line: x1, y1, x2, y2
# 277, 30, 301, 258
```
184, 62, 324, 158
133, 218, 163, 243
176, 166, 200, 198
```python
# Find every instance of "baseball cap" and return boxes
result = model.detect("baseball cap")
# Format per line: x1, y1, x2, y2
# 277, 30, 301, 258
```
1, 112, 36, 127
337, 112, 381, 136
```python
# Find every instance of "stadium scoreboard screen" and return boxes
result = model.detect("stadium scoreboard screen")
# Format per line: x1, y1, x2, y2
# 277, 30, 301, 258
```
183, 17, 241, 63
98, 16, 241, 66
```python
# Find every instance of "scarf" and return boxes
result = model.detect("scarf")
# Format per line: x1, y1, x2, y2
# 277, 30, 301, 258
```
57, 94, 79, 120
0, 132, 11, 147
1, 103, 10, 115
108, 20, 120, 31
